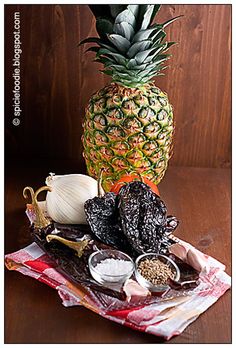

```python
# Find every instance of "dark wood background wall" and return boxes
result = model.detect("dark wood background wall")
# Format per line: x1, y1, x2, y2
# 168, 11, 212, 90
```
5, 4, 231, 169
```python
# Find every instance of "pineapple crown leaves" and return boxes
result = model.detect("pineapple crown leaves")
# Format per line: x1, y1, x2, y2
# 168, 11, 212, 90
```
80, 5, 182, 87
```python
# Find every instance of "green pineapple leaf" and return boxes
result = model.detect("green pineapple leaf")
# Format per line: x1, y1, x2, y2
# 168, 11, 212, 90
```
157, 64, 168, 72
80, 37, 119, 54
141, 5, 155, 30
152, 42, 168, 51
153, 54, 171, 64
138, 67, 156, 78
79, 37, 101, 46
115, 8, 136, 28
150, 5, 161, 24
130, 63, 148, 71
113, 22, 135, 41
99, 42, 119, 53
135, 47, 157, 65
95, 56, 115, 65
162, 15, 183, 28
152, 30, 166, 43
141, 62, 158, 71
108, 64, 128, 73
107, 34, 130, 53
160, 32, 167, 43
112, 71, 132, 79
85, 46, 100, 53
132, 26, 162, 43
128, 5, 139, 18
98, 48, 128, 65
136, 5, 149, 28
82, 4, 182, 86
126, 58, 138, 69
127, 40, 152, 58
101, 69, 113, 76
164, 41, 177, 50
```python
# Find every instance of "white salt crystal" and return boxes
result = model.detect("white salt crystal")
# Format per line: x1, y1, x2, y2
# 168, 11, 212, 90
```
94, 258, 133, 276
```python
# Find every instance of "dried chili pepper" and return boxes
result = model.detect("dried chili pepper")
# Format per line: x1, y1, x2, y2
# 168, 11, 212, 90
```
84, 181, 179, 256
84, 192, 130, 252
118, 181, 178, 254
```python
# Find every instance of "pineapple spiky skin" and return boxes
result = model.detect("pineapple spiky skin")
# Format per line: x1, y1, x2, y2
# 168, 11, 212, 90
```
82, 82, 174, 191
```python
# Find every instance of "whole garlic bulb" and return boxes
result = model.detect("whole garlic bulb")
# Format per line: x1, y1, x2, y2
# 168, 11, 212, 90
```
45, 173, 100, 224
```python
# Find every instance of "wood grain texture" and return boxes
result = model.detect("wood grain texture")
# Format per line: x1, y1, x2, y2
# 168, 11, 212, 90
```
5, 160, 231, 343
5, 4, 231, 168
156, 5, 232, 168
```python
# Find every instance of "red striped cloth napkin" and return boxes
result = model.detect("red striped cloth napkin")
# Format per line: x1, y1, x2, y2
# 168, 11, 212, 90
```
5, 238, 231, 340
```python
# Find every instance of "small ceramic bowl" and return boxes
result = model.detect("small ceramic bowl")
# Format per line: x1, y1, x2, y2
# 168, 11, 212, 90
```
135, 253, 180, 293
88, 249, 135, 285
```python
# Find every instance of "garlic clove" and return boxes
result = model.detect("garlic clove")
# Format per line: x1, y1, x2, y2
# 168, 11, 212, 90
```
123, 279, 151, 302
169, 243, 188, 261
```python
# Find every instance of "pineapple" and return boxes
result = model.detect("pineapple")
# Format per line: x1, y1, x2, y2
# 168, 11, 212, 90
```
81, 5, 181, 191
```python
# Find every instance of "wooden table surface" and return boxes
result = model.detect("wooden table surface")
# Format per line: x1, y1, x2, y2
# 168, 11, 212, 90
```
5, 160, 231, 344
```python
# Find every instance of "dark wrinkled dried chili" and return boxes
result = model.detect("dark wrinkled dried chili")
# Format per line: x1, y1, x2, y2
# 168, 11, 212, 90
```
84, 181, 179, 255
84, 192, 131, 253
118, 182, 178, 254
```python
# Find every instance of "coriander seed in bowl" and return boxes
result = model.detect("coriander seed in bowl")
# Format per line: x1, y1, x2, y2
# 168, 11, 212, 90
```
135, 253, 180, 293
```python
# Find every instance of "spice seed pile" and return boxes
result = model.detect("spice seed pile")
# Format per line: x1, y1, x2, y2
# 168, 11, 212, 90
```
138, 258, 175, 285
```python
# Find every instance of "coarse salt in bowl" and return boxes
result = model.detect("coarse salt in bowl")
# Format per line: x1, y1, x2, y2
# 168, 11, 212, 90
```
88, 249, 135, 285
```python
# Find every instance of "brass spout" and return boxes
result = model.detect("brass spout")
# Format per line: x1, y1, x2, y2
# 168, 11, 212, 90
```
23, 185, 52, 228
46, 234, 89, 257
